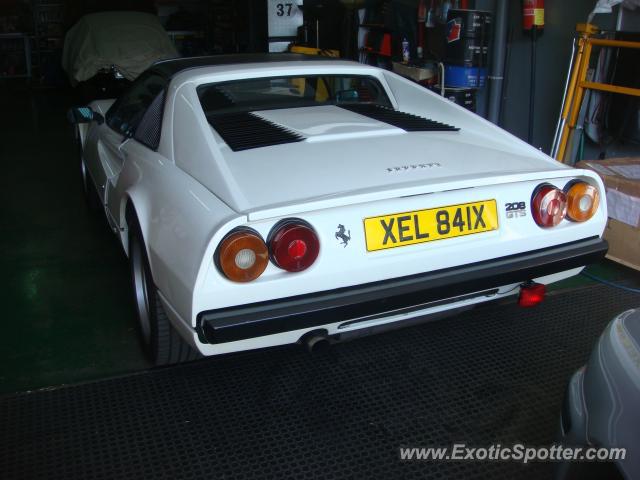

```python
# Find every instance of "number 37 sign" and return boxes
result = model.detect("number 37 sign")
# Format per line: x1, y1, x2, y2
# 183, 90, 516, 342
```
267, 0, 303, 38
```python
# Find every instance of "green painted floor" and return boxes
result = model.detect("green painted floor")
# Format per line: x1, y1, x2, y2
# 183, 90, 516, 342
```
0, 84, 638, 395
0, 85, 151, 395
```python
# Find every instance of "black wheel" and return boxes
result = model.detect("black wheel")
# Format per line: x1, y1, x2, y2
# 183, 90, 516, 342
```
128, 217, 199, 365
77, 129, 101, 213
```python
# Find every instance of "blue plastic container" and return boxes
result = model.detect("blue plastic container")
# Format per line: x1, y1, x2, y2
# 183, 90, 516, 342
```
444, 65, 486, 88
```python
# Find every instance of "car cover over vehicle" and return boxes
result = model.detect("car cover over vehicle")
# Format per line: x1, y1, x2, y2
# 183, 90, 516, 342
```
62, 11, 178, 84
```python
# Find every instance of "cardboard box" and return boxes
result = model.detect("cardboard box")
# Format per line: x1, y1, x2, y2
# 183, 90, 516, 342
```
576, 158, 640, 200
602, 218, 640, 271
576, 157, 640, 270
391, 62, 435, 84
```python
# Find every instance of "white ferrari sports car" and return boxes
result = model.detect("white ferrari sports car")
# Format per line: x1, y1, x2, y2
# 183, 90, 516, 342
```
69, 53, 608, 365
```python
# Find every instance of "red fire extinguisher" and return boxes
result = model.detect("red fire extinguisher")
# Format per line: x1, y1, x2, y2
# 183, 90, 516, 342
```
523, 0, 544, 31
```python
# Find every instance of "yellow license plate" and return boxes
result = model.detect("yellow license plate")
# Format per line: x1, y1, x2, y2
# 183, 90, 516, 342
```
364, 200, 499, 252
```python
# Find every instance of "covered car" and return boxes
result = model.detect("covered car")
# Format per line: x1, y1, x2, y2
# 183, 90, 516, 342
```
62, 11, 178, 85
557, 308, 639, 480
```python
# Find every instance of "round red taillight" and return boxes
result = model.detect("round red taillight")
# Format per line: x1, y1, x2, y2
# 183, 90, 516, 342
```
216, 229, 268, 282
531, 184, 567, 228
269, 221, 320, 272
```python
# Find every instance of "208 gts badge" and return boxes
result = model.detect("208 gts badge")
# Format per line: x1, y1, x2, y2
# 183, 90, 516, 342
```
505, 201, 527, 218
335, 224, 351, 247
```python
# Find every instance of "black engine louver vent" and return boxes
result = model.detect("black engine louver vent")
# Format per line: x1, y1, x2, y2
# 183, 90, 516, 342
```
340, 104, 459, 132
206, 112, 305, 152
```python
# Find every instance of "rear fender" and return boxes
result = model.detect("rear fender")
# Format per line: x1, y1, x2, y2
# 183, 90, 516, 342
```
121, 190, 150, 258
111, 139, 240, 325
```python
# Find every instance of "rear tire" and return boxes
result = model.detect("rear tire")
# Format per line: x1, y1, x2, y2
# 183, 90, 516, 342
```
128, 218, 199, 365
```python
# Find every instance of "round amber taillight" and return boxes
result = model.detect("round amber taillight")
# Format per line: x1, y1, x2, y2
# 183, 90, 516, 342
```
216, 230, 268, 282
566, 181, 600, 222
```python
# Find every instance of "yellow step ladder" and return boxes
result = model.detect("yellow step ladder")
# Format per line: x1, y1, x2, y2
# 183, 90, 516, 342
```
554, 23, 640, 163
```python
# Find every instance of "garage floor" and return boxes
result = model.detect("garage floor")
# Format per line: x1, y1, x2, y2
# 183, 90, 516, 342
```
0, 84, 638, 398
2, 284, 640, 479
0, 85, 151, 394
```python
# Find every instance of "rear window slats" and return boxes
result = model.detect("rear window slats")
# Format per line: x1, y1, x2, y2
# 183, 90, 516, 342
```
206, 112, 304, 152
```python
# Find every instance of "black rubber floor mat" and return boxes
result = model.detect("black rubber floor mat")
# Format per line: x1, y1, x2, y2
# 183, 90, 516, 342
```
1, 285, 637, 480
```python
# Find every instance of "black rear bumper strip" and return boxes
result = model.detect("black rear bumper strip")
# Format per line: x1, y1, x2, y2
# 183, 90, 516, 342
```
196, 237, 607, 344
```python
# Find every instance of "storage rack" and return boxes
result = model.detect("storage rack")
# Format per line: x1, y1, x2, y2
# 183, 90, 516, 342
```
0, 33, 32, 79
31, 0, 65, 82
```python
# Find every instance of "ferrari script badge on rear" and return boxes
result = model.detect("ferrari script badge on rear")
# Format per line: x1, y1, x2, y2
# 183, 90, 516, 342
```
335, 224, 351, 248
386, 163, 441, 173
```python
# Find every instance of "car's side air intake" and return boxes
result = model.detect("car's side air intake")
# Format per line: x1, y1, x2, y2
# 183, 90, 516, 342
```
339, 103, 460, 132
206, 112, 305, 151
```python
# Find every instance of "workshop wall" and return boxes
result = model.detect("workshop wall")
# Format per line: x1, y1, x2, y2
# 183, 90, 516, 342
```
500, 1, 616, 154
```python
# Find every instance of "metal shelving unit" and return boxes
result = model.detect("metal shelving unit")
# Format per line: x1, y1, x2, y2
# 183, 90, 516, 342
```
31, 0, 65, 82
0, 33, 32, 79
